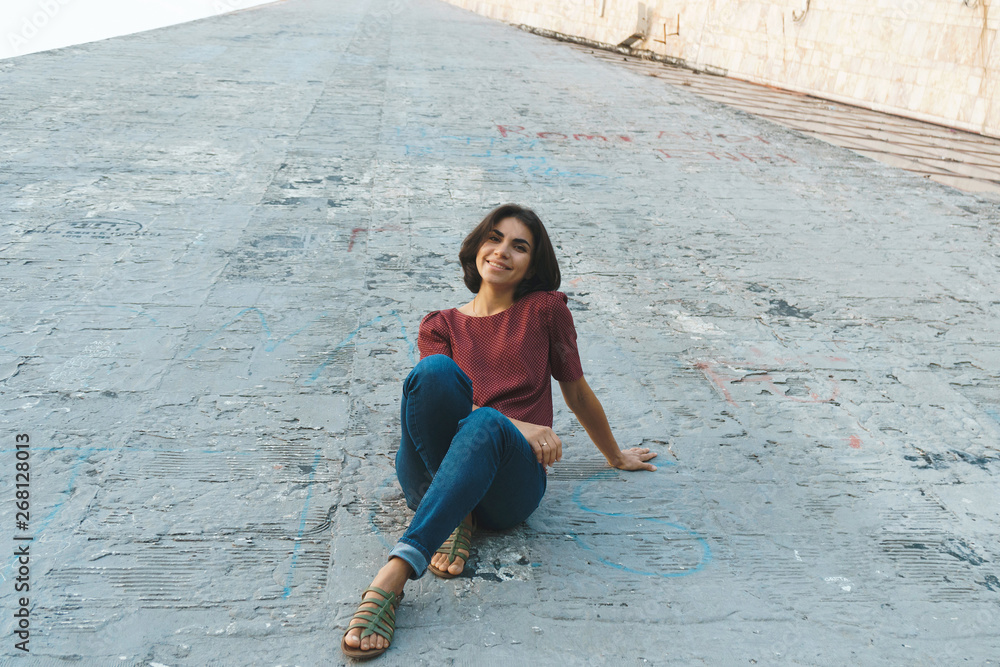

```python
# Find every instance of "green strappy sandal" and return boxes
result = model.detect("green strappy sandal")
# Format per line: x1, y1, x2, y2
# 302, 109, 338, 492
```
427, 520, 473, 579
340, 586, 403, 660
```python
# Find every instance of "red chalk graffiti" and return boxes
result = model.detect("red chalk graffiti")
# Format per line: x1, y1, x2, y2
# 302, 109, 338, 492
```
656, 149, 796, 163
348, 225, 404, 252
492, 125, 791, 161
662, 130, 772, 144
496, 124, 526, 137
695, 361, 738, 406
496, 125, 772, 145
695, 360, 839, 406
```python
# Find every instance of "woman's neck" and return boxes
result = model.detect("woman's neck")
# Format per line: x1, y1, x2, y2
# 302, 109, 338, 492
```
471, 284, 516, 317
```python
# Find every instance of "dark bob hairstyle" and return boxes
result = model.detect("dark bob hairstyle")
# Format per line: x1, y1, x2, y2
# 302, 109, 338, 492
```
459, 204, 561, 300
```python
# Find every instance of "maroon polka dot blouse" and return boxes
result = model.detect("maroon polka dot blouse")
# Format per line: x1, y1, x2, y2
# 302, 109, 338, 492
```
418, 290, 584, 427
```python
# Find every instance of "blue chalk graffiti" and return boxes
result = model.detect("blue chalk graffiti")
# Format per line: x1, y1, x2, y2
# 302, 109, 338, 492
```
183, 307, 325, 358
469, 151, 608, 179
305, 311, 414, 385
0, 446, 115, 581
283, 450, 322, 598
181, 308, 415, 384
362, 467, 711, 579
395, 127, 606, 180
368, 474, 399, 551
570, 470, 712, 578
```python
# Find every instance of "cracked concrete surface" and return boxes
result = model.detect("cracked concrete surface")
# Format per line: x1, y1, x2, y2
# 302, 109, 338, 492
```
1, 0, 999, 664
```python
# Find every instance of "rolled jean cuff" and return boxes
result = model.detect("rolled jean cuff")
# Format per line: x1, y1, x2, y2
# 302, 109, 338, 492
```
389, 538, 430, 580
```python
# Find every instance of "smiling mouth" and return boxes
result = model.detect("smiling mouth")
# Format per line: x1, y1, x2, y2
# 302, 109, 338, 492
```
486, 260, 510, 270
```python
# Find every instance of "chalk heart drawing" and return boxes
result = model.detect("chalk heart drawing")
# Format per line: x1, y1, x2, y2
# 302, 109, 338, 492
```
361, 468, 712, 580
569, 471, 711, 578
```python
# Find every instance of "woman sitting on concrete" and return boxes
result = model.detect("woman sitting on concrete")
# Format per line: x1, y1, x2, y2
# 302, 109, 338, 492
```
341, 203, 658, 659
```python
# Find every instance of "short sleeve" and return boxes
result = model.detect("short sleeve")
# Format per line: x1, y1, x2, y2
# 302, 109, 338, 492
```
418, 311, 452, 359
547, 292, 584, 382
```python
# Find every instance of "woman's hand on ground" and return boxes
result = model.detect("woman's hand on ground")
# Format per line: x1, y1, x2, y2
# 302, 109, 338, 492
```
612, 447, 657, 471
515, 422, 562, 469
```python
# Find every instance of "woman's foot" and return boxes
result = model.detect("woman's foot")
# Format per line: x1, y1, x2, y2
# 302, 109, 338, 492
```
342, 558, 411, 656
428, 514, 473, 578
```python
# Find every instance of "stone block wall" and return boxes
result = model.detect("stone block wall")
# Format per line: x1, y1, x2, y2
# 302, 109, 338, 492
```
443, 0, 999, 138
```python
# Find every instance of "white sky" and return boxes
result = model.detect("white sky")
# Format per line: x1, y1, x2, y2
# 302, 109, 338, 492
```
1, 0, 277, 60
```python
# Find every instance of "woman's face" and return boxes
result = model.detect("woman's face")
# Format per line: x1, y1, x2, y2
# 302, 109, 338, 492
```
476, 216, 534, 291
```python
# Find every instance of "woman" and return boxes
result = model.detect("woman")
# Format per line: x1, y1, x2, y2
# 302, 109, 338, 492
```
341, 204, 657, 659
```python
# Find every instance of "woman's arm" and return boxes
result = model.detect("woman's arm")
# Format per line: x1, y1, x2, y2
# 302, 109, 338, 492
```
558, 376, 657, 471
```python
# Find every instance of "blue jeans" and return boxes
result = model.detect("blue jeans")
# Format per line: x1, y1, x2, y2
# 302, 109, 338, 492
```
388, 355, 547, 578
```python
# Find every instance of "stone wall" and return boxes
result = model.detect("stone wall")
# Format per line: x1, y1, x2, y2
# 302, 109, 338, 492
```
443, 0, 999, 138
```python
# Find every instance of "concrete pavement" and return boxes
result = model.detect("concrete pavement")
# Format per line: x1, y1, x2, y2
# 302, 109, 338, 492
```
1, 0, 999, 664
